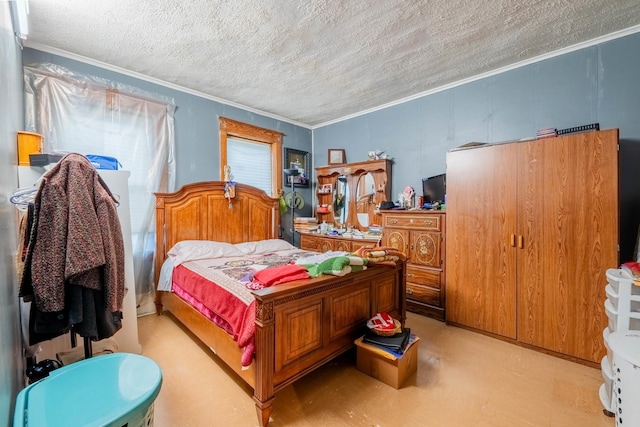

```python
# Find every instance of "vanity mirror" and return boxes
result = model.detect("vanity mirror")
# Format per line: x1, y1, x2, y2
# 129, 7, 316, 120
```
334, 176, 349, 226
315, 159, 392, 231
356, 172, 375, 228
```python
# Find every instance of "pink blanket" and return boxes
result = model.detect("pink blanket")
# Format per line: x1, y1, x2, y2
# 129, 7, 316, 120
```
173, 264, 256, 366
170, 248, 314, 366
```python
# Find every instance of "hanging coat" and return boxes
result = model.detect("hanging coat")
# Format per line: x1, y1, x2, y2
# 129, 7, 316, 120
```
21, 153, 125, 343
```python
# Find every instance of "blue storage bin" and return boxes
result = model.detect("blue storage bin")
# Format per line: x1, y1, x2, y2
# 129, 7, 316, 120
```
14, 353, 162, 427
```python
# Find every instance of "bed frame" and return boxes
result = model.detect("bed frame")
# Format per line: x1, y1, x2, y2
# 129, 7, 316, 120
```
155, 181, 406, 426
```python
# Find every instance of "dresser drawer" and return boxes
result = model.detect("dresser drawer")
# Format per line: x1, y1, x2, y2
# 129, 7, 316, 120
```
406, 283, 441, 307
406, 265, 441, 289
383, 214, 442, 231
351, 240, 377, 251
300, 234, 321, 251
335, 240, 351, 252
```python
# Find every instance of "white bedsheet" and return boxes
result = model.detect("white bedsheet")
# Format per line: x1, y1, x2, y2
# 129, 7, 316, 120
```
157, 257, 174, 292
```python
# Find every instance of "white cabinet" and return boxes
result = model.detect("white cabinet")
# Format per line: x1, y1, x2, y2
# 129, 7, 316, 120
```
17, 166, 141, 359
97, 169, 142, 355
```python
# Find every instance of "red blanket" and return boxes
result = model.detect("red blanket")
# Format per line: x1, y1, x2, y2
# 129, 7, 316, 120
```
253, 264, 310, 287
169, 248, 317, 366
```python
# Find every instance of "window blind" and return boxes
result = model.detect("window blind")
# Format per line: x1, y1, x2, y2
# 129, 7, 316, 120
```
227, 137, 272, 194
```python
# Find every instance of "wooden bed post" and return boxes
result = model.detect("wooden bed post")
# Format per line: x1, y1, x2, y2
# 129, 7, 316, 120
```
154, 197, 166, 315
253, 298, 275, 427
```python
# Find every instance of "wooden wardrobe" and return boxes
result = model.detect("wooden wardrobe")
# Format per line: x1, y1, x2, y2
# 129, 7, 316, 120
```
445, 129, 619, 365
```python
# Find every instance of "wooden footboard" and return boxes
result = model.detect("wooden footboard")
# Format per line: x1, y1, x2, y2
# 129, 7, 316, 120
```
157, 261, 405, 426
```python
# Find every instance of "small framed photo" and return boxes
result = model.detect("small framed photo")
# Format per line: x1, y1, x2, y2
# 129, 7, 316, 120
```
328, 148, 346, 165
284, 148, 309, 188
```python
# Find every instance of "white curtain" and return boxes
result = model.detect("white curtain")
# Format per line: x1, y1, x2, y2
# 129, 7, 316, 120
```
23, 63, 176, 316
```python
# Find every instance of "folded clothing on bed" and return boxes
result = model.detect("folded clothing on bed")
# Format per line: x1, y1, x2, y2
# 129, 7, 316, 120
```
305, 256, 368, 277
250, 264, 310, 288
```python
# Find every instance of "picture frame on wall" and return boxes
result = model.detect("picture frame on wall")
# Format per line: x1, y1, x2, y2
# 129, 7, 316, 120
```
284, 148, 309, 187
328, 148, 346, 165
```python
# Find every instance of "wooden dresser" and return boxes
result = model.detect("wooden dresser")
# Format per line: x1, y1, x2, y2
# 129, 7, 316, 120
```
299, 232, 379, 252
381, 210, 446, 321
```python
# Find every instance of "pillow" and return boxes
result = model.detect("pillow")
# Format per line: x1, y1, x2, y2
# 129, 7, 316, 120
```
168, 240, 244, 266
234, 239, 296, 255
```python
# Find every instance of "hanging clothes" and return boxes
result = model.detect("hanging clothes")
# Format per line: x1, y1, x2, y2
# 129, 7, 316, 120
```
20, 153, 125, 344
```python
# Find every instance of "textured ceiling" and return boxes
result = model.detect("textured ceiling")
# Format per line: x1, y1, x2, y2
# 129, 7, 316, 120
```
24, 0, 640, 127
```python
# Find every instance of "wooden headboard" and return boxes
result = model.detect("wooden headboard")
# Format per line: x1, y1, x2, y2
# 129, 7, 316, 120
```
154, 181, 280, 283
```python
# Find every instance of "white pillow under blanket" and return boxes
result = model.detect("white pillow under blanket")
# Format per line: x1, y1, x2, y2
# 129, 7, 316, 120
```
168, 240, 244, 266
234, 239, 296, 255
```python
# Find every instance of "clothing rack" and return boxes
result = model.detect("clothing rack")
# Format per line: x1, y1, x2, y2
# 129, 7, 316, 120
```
14, 184, 95, 362
69, 331, 93, 359
10, 186, 38, 210
18, 154, 125, 365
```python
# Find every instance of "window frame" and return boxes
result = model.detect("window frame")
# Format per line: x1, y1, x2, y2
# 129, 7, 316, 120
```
218, 117, 283, 197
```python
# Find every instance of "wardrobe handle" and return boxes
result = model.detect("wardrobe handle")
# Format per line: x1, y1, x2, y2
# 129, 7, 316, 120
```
517, 235, 524, 249
510, 234, 516, 247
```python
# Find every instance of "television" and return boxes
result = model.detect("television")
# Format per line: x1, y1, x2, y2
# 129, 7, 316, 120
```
422, 174, 446, 204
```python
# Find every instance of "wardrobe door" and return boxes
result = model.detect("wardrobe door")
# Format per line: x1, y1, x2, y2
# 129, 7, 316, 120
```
516, 130, 619, 363
446, 143, 518, 338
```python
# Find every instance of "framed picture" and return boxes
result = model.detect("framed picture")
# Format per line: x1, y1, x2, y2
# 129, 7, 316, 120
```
328, 148, 346, 165
284, 148, 309, 188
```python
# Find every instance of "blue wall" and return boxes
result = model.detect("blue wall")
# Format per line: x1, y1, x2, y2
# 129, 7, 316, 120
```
0, 3, 27, 423
314, 33, 640, 192
314, 32, 640, 261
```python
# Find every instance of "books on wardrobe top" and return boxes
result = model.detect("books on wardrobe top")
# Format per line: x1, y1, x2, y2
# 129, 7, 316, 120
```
556, 123, 599, 136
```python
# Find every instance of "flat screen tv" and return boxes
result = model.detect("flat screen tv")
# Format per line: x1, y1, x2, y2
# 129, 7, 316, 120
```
422, 174, 446, 204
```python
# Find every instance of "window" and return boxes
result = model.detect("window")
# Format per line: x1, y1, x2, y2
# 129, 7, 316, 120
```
226, 137, 272, 193
219, 117, 282, 197
24, 63, 176, 315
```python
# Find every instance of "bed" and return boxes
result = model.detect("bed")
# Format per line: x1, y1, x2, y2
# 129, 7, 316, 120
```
154, 181, 406, 426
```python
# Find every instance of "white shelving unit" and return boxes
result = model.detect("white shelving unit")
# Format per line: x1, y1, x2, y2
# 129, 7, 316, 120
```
609, 330, 640, 426
601, 268, 640, 419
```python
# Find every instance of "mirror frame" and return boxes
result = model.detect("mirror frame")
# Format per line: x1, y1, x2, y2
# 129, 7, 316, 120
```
315, 159, 392, 231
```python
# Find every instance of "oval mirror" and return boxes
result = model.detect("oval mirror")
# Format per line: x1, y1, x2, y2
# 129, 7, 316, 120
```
333, 176, 349, 226
356, 173, 375, 228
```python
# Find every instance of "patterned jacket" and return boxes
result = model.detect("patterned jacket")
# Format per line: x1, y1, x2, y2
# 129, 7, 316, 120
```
21, 153, 125, 338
